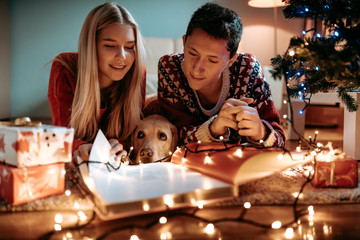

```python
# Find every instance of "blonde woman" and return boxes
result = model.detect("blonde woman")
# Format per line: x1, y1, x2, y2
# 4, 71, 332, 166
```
48, 3, 146, 162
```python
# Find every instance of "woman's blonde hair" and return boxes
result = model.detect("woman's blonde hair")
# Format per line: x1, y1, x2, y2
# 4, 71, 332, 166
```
70, 2, 145, 142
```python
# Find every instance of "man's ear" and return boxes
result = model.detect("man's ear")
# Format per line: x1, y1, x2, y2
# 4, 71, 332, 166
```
227, 53, 239, 67
182, 35, 186, 48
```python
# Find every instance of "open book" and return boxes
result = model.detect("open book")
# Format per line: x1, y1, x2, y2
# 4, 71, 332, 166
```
78, 130, 309, 221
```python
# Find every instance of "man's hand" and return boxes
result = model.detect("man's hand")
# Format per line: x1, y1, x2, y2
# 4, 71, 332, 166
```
209, 98, 254, 138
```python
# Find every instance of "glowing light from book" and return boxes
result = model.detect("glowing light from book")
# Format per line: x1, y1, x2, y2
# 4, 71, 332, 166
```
163, 195, 174, 207
204, 223, 215, 234
54, 213, 63, 223
143, 202, 150, 211
54, 223, 62, 231
204, 155, 212, 164
130, 235, 139, 240
159, 216, 167, 224
243, 202, 251, 209
65, 190, 71, 196
284, 227, 294, 239
74, 201, 79, 209
78, 211, 87, 221
272, 221, 282, 229
234, 148, 243, 158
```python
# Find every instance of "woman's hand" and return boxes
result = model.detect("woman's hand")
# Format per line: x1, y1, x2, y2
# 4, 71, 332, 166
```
209, 98, 254, 138
72, 143, 93, 163
72, 139, 127, 163
108, 139, 127, 161
70, 140, 127, 177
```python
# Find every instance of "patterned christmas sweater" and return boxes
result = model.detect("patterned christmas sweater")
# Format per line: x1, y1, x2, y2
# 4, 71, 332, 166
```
157, 53, 285, 147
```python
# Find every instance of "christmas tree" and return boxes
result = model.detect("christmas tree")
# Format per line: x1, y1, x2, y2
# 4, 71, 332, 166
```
271, 0, 360, 115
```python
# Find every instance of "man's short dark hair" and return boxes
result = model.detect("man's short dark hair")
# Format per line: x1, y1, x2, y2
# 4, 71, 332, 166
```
185, 2, 243, 58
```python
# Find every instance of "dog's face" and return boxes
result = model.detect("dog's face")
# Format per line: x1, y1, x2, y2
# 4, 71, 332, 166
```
131, 114, 178, 164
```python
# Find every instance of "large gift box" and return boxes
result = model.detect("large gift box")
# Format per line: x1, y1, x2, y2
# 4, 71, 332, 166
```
0, 162, 65, 205
0, 122, 74, 167
311, 158, 358, 188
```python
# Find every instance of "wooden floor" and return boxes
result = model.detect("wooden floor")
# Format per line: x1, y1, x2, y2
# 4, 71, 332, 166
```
0, 203, 359, 239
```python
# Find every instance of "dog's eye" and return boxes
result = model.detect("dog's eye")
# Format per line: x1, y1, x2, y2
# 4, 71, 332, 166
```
159, 132, 167, 141
137, 131, 145, 139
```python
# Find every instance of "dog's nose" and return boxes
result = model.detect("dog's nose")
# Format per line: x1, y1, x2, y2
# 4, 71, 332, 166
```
140, 148, 153, 158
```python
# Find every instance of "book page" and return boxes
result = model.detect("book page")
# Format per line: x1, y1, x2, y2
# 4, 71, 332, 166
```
84, 130, 231, 204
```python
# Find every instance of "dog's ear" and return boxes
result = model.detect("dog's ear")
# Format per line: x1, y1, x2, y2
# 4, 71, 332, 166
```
170, 124, 179, 153
130, 126, 138, 149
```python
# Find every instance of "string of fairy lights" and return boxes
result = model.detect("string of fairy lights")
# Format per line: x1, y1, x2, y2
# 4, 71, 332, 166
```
35, 130, 336, 240
36, 3, 355, 239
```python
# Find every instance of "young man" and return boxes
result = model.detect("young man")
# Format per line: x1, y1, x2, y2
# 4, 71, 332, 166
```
156, 2, 285, 147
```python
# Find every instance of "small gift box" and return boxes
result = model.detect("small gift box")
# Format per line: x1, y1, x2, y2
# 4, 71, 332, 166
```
311, 157, 358, 188
0, 162, 65, 205
0, 117, 74, 167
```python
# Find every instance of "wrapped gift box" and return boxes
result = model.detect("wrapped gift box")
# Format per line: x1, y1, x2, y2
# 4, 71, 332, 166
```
0, 162, 65, 205
311, 158, 358, 188
0, 124, 74, 167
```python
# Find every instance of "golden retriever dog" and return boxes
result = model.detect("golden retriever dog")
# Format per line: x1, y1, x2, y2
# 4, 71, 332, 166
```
130, 114, 178, 164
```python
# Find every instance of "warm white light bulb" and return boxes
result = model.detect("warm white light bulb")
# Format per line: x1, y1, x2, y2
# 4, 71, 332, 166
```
159, 216, 167, 224
204, 155, 212, 164
234, 149, 243, 158
272, 221, 282, 229
77, 211, 87, 221
204, 223, 215, 234
284, 227, 294, 239
54, 214, 63, 223
54, 224, 62, 231
243, 202, 251, 209
130, 235, 139, 240
143, 203, 150, 211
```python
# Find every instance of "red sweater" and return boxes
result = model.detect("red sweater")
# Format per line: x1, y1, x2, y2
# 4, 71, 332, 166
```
48, 52, 146, 152
157, 53, 285, 147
